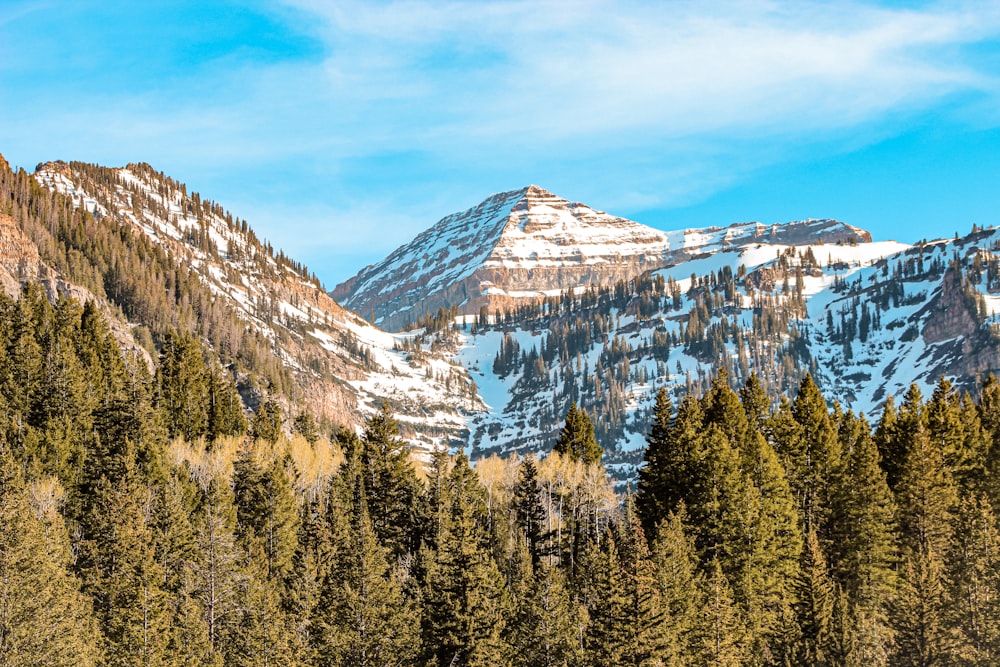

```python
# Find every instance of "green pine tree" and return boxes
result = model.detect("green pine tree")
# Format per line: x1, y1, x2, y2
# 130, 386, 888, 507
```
554, 402, 603, 466
316, 476, 418, 667
0, 462, 102, 666
421, 454, 509, 667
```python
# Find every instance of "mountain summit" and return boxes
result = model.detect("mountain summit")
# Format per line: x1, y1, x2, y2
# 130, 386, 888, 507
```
332, 186, 870, 330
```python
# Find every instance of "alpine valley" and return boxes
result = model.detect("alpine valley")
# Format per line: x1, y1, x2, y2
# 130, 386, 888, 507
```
7, 156, 1000, 479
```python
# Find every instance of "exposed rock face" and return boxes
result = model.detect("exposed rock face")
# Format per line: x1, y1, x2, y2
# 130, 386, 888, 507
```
332, 186, 870, 330
922, 269, 980, 345
920, 268, 1000, 383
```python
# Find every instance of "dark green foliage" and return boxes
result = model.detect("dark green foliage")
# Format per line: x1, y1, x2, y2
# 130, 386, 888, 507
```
513, 455, 548, 567
0, 459, 102, 666
553, 402, 603, 465
360, 403, 423, 558
7, 279, 1000, 665
421, 454, 509, 666
251, 398, 284, 443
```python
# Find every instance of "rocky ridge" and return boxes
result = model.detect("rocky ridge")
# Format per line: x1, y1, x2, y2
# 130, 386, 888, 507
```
333, 185, 870, 330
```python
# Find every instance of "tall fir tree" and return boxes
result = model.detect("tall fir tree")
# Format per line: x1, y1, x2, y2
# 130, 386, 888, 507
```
361, 403, 422, 558
421, 453, 509, 667
945, 494, 1000, 666
892, 421, 959, 667
0, 461, 102, 666
316, 475, 418, 667
554, 402, 603, 465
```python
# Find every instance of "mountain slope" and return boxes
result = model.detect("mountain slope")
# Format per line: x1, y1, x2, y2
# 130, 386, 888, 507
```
8, 157, 481, 452
333, 185, 870, 330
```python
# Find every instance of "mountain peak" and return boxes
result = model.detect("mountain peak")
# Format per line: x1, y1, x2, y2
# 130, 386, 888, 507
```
332, 187, 874, 330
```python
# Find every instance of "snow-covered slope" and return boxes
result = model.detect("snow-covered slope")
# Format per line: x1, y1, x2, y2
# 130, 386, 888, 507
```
332, 185, 870, 330
32, 161, 483, 453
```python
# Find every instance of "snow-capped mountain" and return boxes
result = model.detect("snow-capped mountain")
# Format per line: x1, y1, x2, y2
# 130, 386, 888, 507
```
17, 158, 1000, 480
27, 159, 481, 453
332, 185, 870, 331
336, 185, 1000, 478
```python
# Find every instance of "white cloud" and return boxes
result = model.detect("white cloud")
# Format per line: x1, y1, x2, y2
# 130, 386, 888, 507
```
284, 0, 1000, 150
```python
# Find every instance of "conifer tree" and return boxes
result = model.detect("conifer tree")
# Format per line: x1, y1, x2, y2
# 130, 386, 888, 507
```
581, 531, 628, 666
250, 398, 283, 443
697, 557, 748, 667
637, 391, 703, 538
651, 508, 705, 666
739, 373, 770, 432
361, 403, 422, 558
225, 542, 298, 667
789, 373, 842, 533
793, 529, 836, 667
892, 422, 958, 667
77, 464, 172, 666
156, 331, 210, 441
829, 413, 897, 666
206, 365, 246, 441
513, 454, 548, 568
232, 449, 299, 581
421, 454, 509, 667
946, 494, 1000, 666
0, 462, 102, 666
637, 386, 675, 537
702, 369, 749, 447
617, 503, 668, 665
735, 430, 802, 665
509, 559, 583, 667
316, 479, 417, 667
554, 402, 603, 465
191, 478, 243, 661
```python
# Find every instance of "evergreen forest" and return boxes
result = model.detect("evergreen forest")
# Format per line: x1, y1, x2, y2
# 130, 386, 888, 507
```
3, 286, 1000, 667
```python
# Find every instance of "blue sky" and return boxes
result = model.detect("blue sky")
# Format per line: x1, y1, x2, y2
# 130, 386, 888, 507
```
3, 1, 1000, 288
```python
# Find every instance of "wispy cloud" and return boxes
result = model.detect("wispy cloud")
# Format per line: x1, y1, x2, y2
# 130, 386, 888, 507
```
3, 0, 1000, 282
288, 0, 1000, 147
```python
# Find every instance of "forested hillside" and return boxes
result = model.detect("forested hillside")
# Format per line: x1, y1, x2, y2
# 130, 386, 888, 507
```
0, 155, 479, 452
2, 287, 999, 666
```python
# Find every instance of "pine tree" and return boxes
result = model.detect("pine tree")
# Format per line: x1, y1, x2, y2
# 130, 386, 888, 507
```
739, 373, 770, 433
617, 503, 668, 665
581, 531, 628, 666
734, 430, 802, 665
793, 529, 836, 667
892, 422, 958, 667
828, 413, 897, 667
316, 475, 417, 667
637, 392, 704, 539
76, 463, 172, 666
554, 402, 603, 465
250, 398, 283, 443
697, 557, 748, 666
702, 369, 749, 447
156, 331, 210, 441
361, 403, 422, 558
206, 365, 246, 441
637, 386, 675, 538
513, 455, 548, 568
225, 542, 298, 667
191, 477, 243, 662
507, 562, 583, 667
232, 449, 300, 580
946, 494, 1000, 666
650, 508, 704, 666
789, 373, 842, 534
421, 454, 509, 667
0, 462, 102, 666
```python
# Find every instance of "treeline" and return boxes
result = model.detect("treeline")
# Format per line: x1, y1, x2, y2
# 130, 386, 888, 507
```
636, 370, 1000, 666
3, 286, 1000, 666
